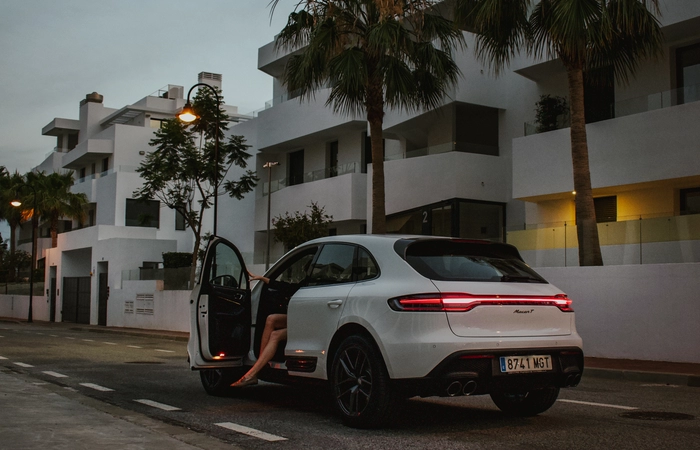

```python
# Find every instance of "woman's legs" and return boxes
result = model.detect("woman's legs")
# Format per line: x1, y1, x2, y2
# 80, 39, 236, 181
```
231, 314, 287, 386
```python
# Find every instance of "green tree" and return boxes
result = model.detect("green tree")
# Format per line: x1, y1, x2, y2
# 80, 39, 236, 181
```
273, 202, 333, 250
271, 0, 464, 234
134, 87, 258, 284
35, 171, 87, 248
456, 0, 663, 266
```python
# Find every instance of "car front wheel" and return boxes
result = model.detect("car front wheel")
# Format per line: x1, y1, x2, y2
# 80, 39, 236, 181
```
490, 386, 560, 416
330, 335, 398, 428
199, 368, 246, 396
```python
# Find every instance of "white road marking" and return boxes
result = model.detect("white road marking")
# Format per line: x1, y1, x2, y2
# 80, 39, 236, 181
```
0, 335, 4, 338
49, 335, 58, 337
0, 356, 7, 360
43, 371, 68, 378
558, 399, 638, 410
155, 349, 175, 353
65, 337, 76, 340
641, 383, 679, 388
80, 383, 114, 392
127, 345, 142, 349
82, 339, 95, 342
215, 422, 287, 442
14, 362, 34, 368
103, 342, 118, 345
134, 399, 181, 411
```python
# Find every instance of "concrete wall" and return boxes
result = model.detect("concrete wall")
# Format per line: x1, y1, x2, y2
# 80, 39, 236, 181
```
537, 263, 700, 364
107, 282, 190, 332
0, 295, 49, 322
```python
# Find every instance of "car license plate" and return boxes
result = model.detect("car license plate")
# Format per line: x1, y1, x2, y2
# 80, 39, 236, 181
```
500, 355, 552, 373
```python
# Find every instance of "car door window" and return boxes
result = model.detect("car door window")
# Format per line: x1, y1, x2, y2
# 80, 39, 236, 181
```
307, 244, 356, 286
209, 242, 248, 290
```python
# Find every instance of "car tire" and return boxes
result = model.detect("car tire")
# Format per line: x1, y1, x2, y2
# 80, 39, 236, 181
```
199, 368, 246, 396
490, 386, 560, 416
330, 335, 398, 428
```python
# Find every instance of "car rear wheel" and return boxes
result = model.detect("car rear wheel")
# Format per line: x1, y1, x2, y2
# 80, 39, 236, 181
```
199, 368, 246, 396
490, 386, 560, 416
331, 335, 398, 428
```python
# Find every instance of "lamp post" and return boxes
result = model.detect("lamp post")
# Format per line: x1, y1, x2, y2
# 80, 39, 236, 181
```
263, 161, 279, 270
178, 83, 221, 237
11, 182, 37, 323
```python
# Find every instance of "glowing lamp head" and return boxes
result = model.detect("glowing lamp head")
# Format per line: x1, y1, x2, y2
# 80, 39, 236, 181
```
10, 200, 22, 207
178, 102, 197, 123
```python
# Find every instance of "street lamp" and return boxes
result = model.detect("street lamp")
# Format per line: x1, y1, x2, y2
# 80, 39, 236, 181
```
263, 161, 279, 270
11, 182, 37, 323
178, 83, 221, 237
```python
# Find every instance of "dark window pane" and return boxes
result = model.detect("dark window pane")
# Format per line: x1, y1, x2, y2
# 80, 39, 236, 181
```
125, 199, 160, 228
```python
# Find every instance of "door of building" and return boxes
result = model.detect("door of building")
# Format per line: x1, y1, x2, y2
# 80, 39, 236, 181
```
62, 276, 91, 324
98, 273, 108, 326
49, 277, 57, 322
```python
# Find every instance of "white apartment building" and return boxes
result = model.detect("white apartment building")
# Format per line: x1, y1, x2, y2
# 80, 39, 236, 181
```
27, 73, 247, 325
233, 0, 700, 269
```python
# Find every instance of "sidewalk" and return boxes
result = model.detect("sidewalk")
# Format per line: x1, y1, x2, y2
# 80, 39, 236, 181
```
0, 372, 237, 450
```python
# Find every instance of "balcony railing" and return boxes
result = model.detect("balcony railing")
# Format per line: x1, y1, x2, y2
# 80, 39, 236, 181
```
262, 161, 362, 196
523, 82, 700, 136
74, 165, 138, 184
506, 213, 700, 266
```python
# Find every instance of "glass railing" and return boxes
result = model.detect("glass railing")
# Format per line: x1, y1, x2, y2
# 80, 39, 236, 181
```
506, 213, 700, 266
523, 83, 700, 136
262, 161, 362, 196
74, 166, 138, 184
121, 267, 192, 290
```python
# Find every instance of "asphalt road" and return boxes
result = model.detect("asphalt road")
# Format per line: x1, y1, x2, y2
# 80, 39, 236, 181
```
1, 321, 699, 449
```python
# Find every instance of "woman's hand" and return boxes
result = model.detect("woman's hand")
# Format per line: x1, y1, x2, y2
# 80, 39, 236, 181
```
248, 271, 270, 284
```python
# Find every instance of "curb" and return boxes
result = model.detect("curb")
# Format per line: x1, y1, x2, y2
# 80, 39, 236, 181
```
584, 367, 700, 387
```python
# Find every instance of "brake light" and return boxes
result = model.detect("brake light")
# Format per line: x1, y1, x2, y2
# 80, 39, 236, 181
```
388, 293, 573, 312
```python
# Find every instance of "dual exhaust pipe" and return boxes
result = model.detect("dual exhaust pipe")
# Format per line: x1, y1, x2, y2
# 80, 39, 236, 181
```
446, 379, 478, 397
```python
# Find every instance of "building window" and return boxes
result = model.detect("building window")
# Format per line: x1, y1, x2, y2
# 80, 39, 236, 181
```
676, 43, 700, 104
79, 167, 86, 179
175, 210, 186, 230
681, 188, 700, 215
125, 199, 160, 228
594, 196, 617, 223
288, 149, 304, 186
455, 104, 499, 156
387, 199, 505, 241
328, 141, 339, 178
102, 157, 109, 174
150, 118, 168, 129
68, 133, 79, 150
585, 66, 615, 123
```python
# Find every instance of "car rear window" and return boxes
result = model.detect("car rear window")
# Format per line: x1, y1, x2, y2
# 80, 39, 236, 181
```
396, 239, 547, 283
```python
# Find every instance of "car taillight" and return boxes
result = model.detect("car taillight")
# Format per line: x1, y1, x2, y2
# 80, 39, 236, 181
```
388, 293, 573, 312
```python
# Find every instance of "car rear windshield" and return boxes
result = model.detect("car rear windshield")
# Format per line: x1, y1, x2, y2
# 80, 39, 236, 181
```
397, 239, 547, 283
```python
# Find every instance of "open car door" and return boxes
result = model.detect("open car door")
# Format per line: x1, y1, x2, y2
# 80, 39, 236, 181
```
188, 237, 251, 370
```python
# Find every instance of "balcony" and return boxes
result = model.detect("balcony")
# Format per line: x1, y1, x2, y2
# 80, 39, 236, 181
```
507, 213, 700, 267
255, 170, 367, 232
62, 139, 114, 170
513, 94, 700, 200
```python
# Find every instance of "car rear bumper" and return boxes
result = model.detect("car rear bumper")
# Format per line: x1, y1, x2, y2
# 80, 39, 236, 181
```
394, 347, 584, 398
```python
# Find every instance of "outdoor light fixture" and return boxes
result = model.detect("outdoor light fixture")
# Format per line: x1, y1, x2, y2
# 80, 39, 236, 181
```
177, 102, 197, 123
178, 83, 221, 236
10, 200, 21, 207
263, 161, 279, 270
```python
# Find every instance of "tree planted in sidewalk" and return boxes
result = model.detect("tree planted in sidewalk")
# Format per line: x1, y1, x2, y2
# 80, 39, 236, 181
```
134, 87, 258, 284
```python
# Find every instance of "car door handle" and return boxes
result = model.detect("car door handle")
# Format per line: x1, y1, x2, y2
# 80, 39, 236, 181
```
327, 299, 343, 309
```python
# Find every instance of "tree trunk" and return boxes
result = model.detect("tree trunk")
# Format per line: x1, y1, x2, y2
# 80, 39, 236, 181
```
366, 78, 387, 234
567, 67, 603, 266
190, 234, 201, 289
50, 217, 58, 248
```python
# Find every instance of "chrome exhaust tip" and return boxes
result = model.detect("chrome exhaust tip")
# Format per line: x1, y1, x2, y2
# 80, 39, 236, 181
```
462, 380, 477, 396
446, 381, 463, 397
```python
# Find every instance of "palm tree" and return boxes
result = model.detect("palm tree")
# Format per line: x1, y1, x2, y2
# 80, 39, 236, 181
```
35, 171, 87, 248
270, 0, 464, 233
456, 0, 663, 265
0, 169, 27, 261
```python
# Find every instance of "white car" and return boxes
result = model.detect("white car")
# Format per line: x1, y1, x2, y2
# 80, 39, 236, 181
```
188, 235, 583, 428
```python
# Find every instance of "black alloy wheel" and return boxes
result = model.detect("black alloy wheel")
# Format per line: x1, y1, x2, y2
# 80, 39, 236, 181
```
199, 368, 246, 396
331, 335, 397, 428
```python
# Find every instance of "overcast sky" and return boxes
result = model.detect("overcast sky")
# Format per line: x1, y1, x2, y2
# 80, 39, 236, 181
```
0, 0, 295, 174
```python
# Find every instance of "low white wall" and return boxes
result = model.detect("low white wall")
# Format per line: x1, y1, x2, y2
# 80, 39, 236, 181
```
537, 263, 700, 364
0, 295, 49, 321
108, 281, 190, 332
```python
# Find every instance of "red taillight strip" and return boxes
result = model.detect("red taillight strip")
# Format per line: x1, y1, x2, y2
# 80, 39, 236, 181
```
388, 293, 573, 312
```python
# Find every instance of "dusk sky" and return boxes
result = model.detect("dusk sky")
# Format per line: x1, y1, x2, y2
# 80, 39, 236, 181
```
0, 0, 295, 174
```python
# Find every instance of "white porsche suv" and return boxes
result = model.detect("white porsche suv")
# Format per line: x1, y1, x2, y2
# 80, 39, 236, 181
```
188, 235, 584, 428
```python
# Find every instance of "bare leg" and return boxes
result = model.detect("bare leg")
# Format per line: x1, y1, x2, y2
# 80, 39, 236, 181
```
231, 314, 287, 386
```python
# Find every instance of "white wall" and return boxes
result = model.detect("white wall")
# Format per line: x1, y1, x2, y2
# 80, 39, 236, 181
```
108, 282, 190, 332
0, 295, 49, 321
537, 263, 700, 364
